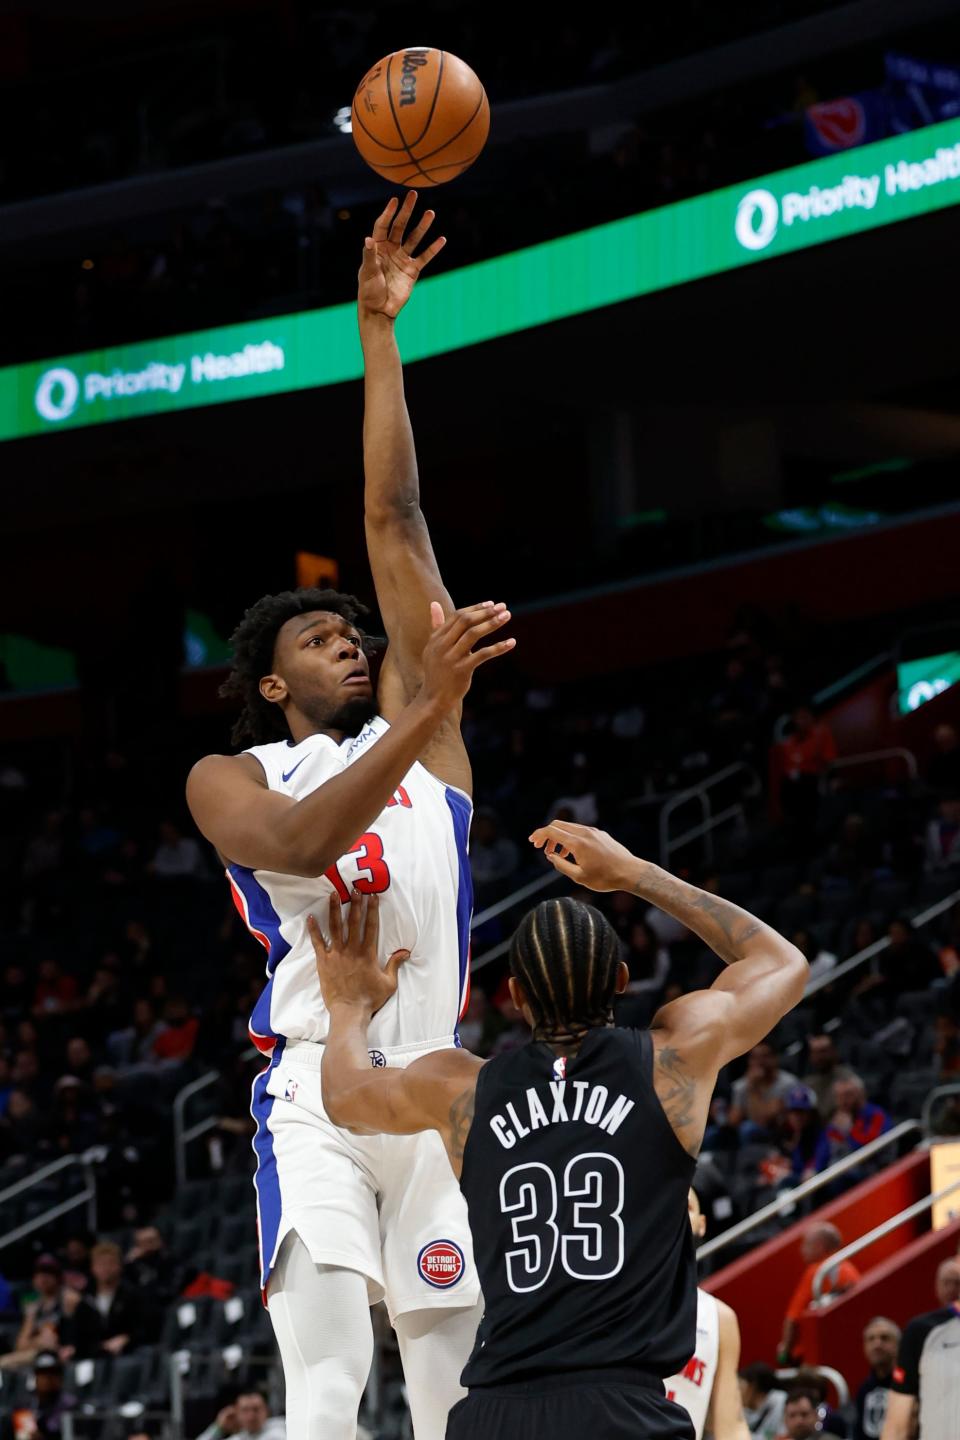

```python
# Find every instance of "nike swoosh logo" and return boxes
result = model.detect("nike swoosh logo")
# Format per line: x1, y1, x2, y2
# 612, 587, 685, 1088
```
282, 757, 308, 783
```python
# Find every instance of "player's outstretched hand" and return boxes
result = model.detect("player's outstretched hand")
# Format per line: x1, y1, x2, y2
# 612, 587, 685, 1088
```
358, 191, 446, 320
308, 893, 410, 1018
420, 600, 516, 712
529, 820, 639, 893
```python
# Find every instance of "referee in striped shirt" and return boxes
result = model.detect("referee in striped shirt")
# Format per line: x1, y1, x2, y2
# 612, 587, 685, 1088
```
881, 1259, 960, 1440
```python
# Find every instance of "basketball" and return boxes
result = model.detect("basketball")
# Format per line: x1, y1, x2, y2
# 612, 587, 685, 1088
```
352, 48, 490, 186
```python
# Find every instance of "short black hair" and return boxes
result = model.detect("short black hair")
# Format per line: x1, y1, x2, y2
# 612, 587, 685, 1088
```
510, 897, 621, 1043
220, 588, 370, 747
738, 1362, 778, 1394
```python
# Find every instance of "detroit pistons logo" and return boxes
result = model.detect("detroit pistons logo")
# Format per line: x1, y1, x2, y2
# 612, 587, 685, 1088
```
418, 1239, 465, 1289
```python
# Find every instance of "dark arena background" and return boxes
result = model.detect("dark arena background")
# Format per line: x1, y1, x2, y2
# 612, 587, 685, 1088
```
2, 1, 960, 1437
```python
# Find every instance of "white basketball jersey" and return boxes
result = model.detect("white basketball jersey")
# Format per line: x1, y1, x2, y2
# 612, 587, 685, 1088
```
227, 716, 473, 1053
665, 1289, 720, 1440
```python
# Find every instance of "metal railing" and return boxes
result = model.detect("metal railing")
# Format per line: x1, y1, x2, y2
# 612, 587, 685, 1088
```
922, 1082, 960, 1136
811, 1176, 960, 1301
173, 1071, 220, 1190
657, 762, 760, 868
821, 746, 918, 791
804, 886, 960, 999
0, 1153, 98, 1252
776, 1366, 850, 1407
696, 1119, 921, 1263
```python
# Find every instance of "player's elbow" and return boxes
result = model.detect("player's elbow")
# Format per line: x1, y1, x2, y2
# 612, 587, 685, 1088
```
782, 943, 810, 1006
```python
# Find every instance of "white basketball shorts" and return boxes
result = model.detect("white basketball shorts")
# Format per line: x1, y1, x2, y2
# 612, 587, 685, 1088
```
251, 1035, 480, 1321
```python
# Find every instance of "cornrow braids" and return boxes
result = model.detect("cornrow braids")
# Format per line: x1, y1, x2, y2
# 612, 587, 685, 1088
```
510, 896, 622, 1044
219, 587, 373, 748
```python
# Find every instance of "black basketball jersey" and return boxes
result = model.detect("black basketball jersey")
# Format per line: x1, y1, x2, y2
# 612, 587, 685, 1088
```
459, 1026, 697, 1389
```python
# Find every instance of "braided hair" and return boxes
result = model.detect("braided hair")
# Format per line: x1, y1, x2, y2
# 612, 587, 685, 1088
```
219, 588, 371, 748
509, 896, 622, 1044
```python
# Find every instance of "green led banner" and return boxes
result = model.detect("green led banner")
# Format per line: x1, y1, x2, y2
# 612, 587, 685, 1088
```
898, 650, 960, 714
5, 115, 960, 443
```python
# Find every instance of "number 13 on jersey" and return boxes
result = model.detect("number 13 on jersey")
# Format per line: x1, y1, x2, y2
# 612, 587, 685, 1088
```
324, 832, 391, 901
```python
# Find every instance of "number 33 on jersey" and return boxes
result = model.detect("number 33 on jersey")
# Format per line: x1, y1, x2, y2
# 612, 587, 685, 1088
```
226, 716, 473, 1054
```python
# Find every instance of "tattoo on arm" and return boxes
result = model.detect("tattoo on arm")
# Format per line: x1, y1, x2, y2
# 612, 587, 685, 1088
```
655, 1045, 700, 1157
639, 869, 761, 965
448, 1085, 476, 1163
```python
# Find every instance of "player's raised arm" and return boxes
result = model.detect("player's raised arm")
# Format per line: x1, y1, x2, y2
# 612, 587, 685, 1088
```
357, 196, 477, 784
307, 893, 483, 1173
187, 602, 514, 876
530, 821, 808, 1156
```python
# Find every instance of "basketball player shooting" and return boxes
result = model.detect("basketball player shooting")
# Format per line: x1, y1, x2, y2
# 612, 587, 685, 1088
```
307, 821, 808, 1440
187, 194, 512, 1440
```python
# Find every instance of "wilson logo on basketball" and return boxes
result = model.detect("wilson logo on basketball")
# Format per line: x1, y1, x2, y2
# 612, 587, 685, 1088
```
399, 50, 429, 107
418, 1239, 465, 1288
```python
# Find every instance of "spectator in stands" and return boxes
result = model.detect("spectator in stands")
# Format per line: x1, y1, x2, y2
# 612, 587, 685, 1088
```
776, 704, 837, 848
853, 1316, 900, 1440
781, 1387, 844, 1440
57, 1235, 91, 1294
774, 1085, 824, 1184
935, 1257, 960, 1305
823, 813, 882, 890
469, 808, 519, 894
151, 996, 200, 1065
0, 1088, 46, 1161
616, 917, 671, 1025
728, 1041, 799, 1138
0, 1255, 96, 1370
933, 1009, 960, 1078
778, 1223, 861, 1364
738, 1362, 787, 1440
195, 1392, 286, 1439
927, 723, 960, 794
802, 1034, 855, 1121
32, 959, 79, 1018
108, 997, 165, 1068
124, 1226, 173, 1303
814, 1074, 891, 1174
74, 1240, 155, 1353
854, 919, 942, 1014
548, 757, 599, 826
925, 795, 960, 870
149, 819, 209, 881
881, 1265, 960, 1440
0, 1350, 77, 1439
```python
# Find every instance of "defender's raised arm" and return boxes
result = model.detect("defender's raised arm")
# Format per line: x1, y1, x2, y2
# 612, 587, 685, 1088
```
530, 821, 808, 1155
308, 893, 482, 1173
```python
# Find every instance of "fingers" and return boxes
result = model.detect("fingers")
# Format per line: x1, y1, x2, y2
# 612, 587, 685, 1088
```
371, 195, 401, 242
328, 891, 344, 944
346, 888, 366, 949
359, 236, 383, 275
306, 913, 327, 957
438, 601, 507, 646
430, 600, 445, 630
384, 948, 411, 985
414, 234, 446, 270
450, 605, 513, 658
529, 820, 589, 847
362, 891, 380, 955
469, 636, 517, 668
402, 206, 436, 254
388, 189, 418, 244
542, 849, 582, 880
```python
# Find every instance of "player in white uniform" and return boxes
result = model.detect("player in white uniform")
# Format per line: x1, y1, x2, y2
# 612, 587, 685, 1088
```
666, 1188, 750, 1440
187, 193, 515, 1440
